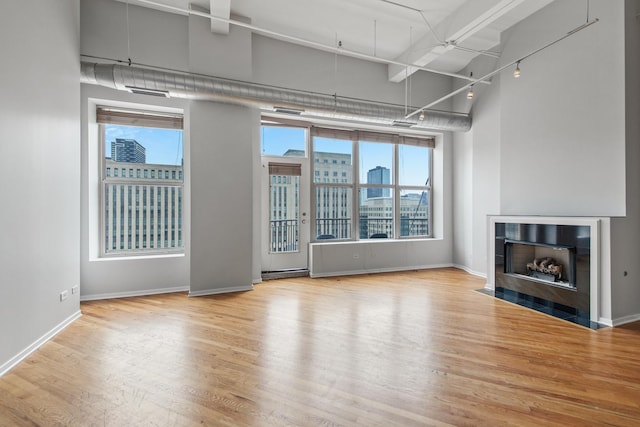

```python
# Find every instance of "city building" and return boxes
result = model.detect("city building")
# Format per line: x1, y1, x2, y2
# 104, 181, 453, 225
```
274, 149, 353, 242
110, 138, 146, 163
366, 165, 390, 198
358, 191, 429, 238
104, 159, 183, 254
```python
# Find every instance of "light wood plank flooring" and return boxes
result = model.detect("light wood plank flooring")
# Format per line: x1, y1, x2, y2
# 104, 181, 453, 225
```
1, 268, 640, 426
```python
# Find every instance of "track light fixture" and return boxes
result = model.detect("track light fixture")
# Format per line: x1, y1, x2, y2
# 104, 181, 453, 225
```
466, 72, 475, 100
418, 110, 425, 121
404, 18, 599, 118
514, 61, 521, 78
467, 86, 474, 100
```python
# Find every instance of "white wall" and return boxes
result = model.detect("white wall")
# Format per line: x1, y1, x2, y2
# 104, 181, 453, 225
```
0, 0, 81, 373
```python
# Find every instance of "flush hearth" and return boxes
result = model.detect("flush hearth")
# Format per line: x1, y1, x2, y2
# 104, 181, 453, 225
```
494, 222, 593, 327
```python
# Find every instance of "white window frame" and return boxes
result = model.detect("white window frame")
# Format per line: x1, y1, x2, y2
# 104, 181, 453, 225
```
98, 106, 185, 257
311, 127, 433, 242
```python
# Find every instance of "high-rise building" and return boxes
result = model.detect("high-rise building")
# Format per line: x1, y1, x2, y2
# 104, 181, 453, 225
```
104, 159, 183, 253
111, 138, 146, 163
367, 166, 390, 198
272, 150, 353, 242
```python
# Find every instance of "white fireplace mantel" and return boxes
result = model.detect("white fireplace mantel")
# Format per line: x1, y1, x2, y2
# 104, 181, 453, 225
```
487, 215, 611, 326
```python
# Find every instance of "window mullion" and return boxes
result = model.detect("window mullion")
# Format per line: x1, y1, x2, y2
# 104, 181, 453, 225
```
394, 143, 400, 240
352, 138, 359, 241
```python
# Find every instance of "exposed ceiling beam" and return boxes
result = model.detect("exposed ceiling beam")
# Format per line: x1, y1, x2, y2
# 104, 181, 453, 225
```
388, 0, 526, 82
209, 0, 230, 34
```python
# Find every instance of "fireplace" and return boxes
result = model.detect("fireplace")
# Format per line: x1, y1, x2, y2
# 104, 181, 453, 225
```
494, 221, 596, 327
504, 240, 576, 290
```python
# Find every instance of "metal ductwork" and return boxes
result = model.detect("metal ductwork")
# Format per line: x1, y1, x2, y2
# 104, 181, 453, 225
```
80, 62, 471, 132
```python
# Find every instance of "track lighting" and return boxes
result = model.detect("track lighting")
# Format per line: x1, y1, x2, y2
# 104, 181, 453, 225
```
467, 86, 474, 100
514, 62, 521, 78
466, 72, 475, 100
418, 110, 425, 121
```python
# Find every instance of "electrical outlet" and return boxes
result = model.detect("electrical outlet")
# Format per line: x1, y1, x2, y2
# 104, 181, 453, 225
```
60, 290, 69, 302
71, 285, 79, 295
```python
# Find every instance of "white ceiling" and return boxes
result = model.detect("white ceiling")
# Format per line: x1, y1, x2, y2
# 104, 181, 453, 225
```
125, 0, 555, 81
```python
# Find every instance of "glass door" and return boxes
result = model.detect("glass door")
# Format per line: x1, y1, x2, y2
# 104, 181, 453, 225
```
261, 156, 309, 272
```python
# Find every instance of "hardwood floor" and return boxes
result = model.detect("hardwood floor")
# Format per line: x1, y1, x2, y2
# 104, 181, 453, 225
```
1, 268, 640, 426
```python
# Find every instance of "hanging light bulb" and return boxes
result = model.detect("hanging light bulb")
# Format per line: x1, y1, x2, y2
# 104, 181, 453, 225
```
418, 110, 425, 121
466, 71, 475, 99
514, 61, 521, 78
467, 86, 474, 100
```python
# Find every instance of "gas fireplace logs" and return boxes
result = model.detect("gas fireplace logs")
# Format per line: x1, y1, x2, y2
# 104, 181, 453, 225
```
526, 257, 562, 281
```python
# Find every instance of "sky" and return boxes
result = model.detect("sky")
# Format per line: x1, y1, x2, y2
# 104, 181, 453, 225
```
105, 125, 429, 185
105, 125, 183, 166
261, 126, 430, 186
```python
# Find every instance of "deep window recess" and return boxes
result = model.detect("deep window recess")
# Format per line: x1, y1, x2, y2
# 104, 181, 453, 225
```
98, 106, 184, 256
311, 127, 433, 241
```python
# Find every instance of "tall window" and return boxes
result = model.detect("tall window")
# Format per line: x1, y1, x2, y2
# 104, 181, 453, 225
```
398, 144, 430, 237
98, 107, 184, 255
311, 127, 432, 241
359, 140, 394, 238
313, 130, 353, 240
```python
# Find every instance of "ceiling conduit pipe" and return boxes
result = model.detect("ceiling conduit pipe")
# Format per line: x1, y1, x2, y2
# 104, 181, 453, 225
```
81, 61, 472, 132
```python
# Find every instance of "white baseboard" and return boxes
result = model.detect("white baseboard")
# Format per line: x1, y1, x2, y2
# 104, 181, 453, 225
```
188, 284, 254, 297
611, 313, 640, 327
452, 264, 487, 278
0, 310, 82, 377
309, 263, 454, 278
81, 286, 189, 301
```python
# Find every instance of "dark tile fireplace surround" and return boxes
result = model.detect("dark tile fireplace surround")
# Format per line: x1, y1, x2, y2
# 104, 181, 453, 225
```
493, 222, 600, 328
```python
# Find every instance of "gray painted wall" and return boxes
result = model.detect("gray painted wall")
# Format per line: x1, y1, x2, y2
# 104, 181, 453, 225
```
610, 0, 640, 323
80, 0, 189, 70
310, 132, 454, 276
0, 0, 81, 372
251, 35, 453, 109
189, 101, 255, 294
80, 86, 190, 300
79, 0, 456, 294
452, 0, 640, 322
499, 0, 626, 217
452, 57, 502, 277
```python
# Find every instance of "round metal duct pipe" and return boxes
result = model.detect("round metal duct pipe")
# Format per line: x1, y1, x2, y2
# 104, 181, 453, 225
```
81, 62, 471, 132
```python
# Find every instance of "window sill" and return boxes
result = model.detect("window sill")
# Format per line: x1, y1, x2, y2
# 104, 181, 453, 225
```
311, 237, 438, 246
91, 252, 185, 262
